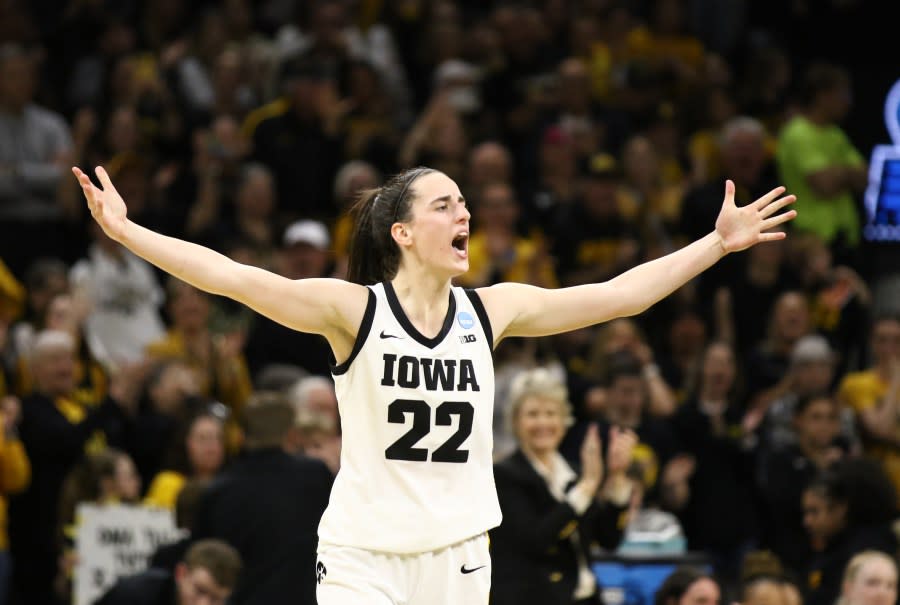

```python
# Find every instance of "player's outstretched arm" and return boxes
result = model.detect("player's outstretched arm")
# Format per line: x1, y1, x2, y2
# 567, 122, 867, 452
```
72, 166, 364, 339
480, 180, 797, 341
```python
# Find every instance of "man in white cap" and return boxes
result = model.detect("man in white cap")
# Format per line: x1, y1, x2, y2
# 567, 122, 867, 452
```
280, 219, 332, 280
245, 220, 334, 380
761, 334, 858, 453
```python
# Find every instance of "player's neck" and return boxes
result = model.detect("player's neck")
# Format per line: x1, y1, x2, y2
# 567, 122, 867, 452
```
390, 272, 452, 337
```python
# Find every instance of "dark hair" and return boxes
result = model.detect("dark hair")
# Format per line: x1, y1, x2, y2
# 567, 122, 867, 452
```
741, 550, 785, 585
174, 478, 209, 530
182, 539, 242, 589
164, 406, 225, 475
655, 567, 717, 605
345, 167, 436, 285
57, 448, 131, 544
872, 313, 900, 330
243, 392, 294, 448
606, 351, 644, 386
805, 458, 897, 526
25, 257, 68, 292
793, 392, 835, 417
800, 63, 849, 107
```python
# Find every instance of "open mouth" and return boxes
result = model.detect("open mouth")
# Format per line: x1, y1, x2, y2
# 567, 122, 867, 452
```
452, 233, 469, 257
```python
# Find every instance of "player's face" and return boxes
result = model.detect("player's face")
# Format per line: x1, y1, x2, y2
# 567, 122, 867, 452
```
400, 172, 470, 278
514, 395, 567, 458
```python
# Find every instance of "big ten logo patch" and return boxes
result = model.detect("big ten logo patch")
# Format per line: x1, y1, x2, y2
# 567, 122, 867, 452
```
459, 334, 476, 344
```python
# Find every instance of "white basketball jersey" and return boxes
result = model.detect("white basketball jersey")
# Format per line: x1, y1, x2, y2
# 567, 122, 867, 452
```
318, 282, 502, 554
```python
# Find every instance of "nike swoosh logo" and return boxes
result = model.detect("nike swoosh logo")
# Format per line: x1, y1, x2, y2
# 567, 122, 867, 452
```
380, 331, 401, 339
460, 565, 486, 574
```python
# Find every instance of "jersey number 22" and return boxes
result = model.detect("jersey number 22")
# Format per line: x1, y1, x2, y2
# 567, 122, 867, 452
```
385, 399, 474, 463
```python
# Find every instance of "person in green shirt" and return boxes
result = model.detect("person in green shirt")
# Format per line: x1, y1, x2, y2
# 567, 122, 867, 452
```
776, 63, 868, 254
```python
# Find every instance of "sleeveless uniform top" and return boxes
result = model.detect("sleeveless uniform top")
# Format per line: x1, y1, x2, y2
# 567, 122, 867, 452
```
317, 282, 502, 553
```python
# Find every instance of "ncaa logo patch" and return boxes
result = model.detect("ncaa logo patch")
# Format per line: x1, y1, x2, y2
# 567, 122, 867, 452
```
457, 311, 475, 330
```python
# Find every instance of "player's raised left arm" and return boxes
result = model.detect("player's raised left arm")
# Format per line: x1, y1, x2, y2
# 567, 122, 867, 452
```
479, 181, 796, 341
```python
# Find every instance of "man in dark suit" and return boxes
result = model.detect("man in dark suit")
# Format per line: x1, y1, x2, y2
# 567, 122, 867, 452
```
191, 393, 334, 605
96, 539, 241, 605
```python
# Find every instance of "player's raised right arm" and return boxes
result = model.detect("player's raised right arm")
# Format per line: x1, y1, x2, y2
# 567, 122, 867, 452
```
72, 166, 363, 340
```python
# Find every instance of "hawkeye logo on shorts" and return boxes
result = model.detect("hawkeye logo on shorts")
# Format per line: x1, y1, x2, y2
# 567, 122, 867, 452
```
316, 561, 327, 584
457, 311, 475, 330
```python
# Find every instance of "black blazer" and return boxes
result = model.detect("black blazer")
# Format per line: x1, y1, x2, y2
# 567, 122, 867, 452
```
491, 450, 626, 605
191, 448, 334, 605
95, 569, 176, 605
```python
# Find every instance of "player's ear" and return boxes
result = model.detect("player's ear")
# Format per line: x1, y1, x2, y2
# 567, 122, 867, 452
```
391, 222, 411, 247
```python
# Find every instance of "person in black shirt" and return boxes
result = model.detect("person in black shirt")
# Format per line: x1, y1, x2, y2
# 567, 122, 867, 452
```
191, 394, 333, 605
759, 394, 845, 578
551, 154, 640, 287
243, 221, 333, 379
802, 460, 898, 605
668, 342, 758, 585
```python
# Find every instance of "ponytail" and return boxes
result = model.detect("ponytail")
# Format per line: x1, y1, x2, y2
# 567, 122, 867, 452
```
344, 167, 436, 285
346, 189, 386, 285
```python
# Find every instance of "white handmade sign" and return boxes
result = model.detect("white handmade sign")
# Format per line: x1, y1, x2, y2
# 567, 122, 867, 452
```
73, 503, 183, 605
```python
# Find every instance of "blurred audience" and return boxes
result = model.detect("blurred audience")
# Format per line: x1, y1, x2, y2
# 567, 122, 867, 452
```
0, 1, 896, 602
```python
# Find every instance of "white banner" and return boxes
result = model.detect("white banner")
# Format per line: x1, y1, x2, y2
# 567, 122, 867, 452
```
73, 503, 184, 605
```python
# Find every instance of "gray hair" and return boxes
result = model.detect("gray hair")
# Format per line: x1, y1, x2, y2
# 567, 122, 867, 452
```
287, 375, 335, 412
29, 330, 75, 362
238, 162, 274, 189
504, 367, 574, 435
333, 160, 380, 201
720, 116, 766, 147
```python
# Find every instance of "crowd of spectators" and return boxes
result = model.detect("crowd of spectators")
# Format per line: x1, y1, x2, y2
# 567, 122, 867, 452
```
1, 0, 898, 604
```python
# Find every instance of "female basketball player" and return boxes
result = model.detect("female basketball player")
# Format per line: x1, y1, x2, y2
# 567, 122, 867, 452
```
73, 165, 796, 605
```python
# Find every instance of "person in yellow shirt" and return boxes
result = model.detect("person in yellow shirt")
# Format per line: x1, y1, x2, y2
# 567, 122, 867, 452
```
838, 315, 900, 497
14, 293, 108, 409
455, 182, 557, 289
147, 278, 251, 452
0, 396, 30, 605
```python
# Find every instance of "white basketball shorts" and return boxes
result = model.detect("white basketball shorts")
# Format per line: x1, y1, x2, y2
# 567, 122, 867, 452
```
315, 533, 490, 605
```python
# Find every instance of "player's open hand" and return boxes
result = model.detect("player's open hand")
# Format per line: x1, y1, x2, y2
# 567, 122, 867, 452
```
714, 180, 797, 253
71, 166, 128, 242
